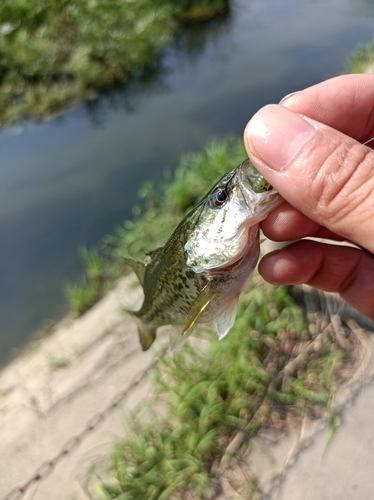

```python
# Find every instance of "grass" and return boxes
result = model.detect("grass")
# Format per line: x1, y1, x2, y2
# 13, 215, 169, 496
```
64, 247, 107, 315
0, 0, 229, 127
89, 278, 355, 499
48, 355, 72, 371
345, 39, 374, 74
60, 137, 358, 497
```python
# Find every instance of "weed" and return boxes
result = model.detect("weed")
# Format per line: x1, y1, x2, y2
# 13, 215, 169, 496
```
65, 282, 98, 316
48, 355, 72, 371
91, 278, 356, 498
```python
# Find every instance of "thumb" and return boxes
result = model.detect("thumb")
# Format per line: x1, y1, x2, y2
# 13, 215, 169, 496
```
244, 104, 374, 254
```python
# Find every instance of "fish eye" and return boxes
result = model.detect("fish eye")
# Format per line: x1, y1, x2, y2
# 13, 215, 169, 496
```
213, 188, 228, 206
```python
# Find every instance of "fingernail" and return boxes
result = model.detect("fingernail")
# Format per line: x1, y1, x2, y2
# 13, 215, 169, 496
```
245, 105, 318, 171
279, 90, 300, 105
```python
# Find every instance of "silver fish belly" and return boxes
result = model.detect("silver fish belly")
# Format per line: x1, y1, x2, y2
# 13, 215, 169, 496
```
124, 159, 283, 351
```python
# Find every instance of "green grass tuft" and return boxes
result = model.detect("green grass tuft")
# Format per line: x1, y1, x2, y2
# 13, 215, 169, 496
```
92, 277, 351, 498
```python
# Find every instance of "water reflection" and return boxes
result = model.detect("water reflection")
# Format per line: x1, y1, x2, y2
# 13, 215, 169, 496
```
84, 60, 173, 125
83, 12, 233, 126
350, 0, 374, 17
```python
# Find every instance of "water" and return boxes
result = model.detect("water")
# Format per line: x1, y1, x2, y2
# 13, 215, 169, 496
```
0, 0, 373, 363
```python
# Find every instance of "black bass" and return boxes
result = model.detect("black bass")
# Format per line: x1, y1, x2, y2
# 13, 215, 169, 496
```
125, 159, 282, 351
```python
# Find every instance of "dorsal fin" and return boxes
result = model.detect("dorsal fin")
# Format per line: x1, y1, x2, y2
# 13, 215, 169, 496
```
145, 246, 164, 261
123, 257, 147, 286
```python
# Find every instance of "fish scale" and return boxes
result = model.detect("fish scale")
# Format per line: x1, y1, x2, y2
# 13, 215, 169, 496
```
124, 159, 283, 351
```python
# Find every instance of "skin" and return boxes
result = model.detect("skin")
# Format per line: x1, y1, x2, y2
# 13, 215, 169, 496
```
243, 74, 374, 320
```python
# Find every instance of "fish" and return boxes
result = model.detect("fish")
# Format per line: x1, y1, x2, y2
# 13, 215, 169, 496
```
124, 159, 283, 352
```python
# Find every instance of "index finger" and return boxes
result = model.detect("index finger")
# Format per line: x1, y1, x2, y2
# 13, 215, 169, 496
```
281, 74, 374, 144
261, 201, 347, 242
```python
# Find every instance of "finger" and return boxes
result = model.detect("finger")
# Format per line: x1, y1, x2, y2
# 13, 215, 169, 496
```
261, 201, 345, 242
259, 240, 374, 320
244, 105, 374, 253
280, 74, 374, 143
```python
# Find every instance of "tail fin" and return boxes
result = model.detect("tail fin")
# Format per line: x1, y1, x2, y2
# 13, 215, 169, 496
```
125, 309, 157, 351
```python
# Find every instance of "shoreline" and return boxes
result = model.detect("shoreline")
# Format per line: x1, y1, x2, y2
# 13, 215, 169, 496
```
0, 274, 161, 499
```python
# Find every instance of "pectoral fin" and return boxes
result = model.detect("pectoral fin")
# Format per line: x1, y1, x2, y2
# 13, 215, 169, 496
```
123, 257, 147, 286
169, 284, 215, 352
183, 283, 215, 337
215, 298, 239, 340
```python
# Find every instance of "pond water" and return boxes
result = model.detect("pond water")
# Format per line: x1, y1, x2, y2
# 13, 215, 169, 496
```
0, 0, 373, 363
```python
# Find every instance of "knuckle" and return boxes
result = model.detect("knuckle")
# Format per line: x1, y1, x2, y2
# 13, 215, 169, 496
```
311, 142, 374, 227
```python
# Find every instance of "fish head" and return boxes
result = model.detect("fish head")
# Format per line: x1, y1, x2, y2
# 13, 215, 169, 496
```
184, 159, 283, 272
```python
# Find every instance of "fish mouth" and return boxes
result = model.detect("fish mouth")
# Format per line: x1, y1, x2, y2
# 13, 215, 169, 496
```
199, 159, 281, 274
237, 159, 283, 218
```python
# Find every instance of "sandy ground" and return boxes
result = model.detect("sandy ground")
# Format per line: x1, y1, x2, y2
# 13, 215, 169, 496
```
0, 275, 168, 500
1, 274, 374, 500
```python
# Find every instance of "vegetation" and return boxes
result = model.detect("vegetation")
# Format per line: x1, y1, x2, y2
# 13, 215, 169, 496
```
345, 39, 374, 74
0, 0, 229, 126
61, 138, 358, 498
65, 247, 107, 314
91, 279, 355, 499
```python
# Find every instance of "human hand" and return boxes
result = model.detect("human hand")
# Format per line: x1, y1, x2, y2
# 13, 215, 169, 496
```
244, 74, 374, 319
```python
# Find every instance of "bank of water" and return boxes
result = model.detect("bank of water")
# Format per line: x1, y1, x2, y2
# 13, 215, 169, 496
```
1, 0, 374, 363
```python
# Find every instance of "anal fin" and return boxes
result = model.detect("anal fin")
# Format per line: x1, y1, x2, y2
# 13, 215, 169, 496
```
215, 298, 239, 340
169, 324, 192, 353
